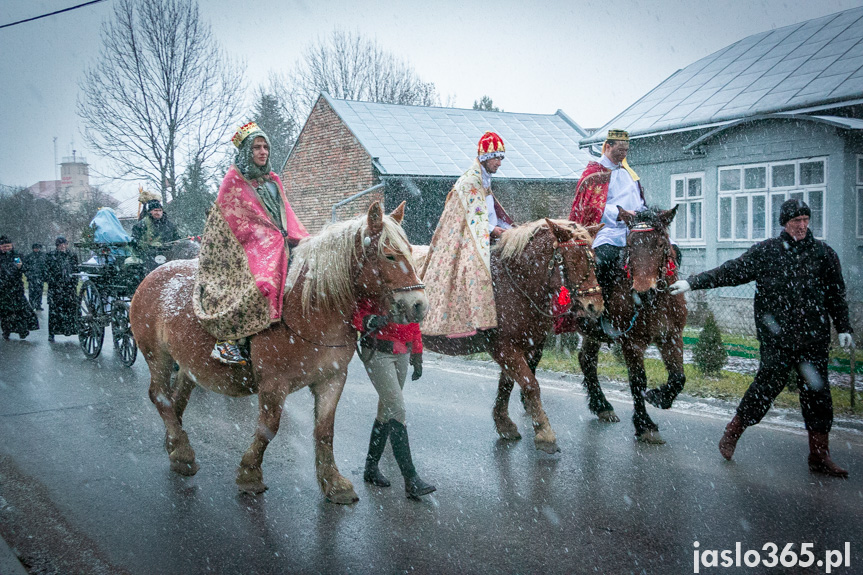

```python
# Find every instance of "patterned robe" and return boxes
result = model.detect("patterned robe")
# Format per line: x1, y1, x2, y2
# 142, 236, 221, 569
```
193, 166, 308, 341
420, 159, 511, 337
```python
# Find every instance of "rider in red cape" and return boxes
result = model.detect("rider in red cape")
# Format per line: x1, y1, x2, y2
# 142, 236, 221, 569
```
193, 122, 309, 365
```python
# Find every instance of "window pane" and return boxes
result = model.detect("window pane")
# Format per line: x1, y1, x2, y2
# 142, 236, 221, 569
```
858, 188, 863, 236
858, 158, 863, 185
752, 195, 766, 239
771, 194, 786, 237
744, 166, 766, 189
808, 190, 823, 238
719, 169, 741, 191
799, 161, 824, 185
791, 191, 804, 203
675, 202, 687, 239
771, 164, 795, 187
674, 179, 684, 199
687, 177, 702, 197
719, 197, 732, 239
689, 201, 702, 239
735, 196, 749, 239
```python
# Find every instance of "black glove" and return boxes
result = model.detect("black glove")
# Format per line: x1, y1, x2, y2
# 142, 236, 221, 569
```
410, 353, 423, 381
362, 314, 389, 333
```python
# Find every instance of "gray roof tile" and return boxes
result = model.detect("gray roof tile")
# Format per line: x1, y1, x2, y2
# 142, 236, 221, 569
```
584, 6, 863, 143
322, 94, 594, 179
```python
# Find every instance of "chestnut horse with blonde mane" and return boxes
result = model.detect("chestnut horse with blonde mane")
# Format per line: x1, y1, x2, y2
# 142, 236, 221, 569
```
130, 202, 427, 504
422, 219, 604, 453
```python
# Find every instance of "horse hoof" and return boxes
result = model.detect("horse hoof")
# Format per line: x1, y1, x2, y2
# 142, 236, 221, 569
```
170, 459, 199, 476
326, 488, 360, 505
597, 410, 620, 423
643, 389, 673, 410
535, 440, 561, 454
637, 430, 666, 445
237, 481, 268, 495
496, 426, 522, 441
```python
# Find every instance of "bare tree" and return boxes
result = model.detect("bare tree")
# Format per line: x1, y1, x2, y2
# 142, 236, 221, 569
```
270, 30, 440, 129
77, 0, 245, 205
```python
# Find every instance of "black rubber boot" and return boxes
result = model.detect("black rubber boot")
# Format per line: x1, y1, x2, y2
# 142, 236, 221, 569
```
388, 420, 436, 499
363, 419, 391, 487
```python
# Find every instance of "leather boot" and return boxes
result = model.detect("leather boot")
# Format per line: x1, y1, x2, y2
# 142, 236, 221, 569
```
388, 420, 436, 499
808, 431, 849, 478
363, 419, 391, 487
719, 415, 746, 460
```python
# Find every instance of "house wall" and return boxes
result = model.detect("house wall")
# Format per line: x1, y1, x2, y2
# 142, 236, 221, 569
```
281, 98, 380, 233
629, 118, 862, 334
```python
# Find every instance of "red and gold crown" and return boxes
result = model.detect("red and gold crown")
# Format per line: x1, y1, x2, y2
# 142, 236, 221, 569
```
477, 131, 505, 161
232, 121, 262, 148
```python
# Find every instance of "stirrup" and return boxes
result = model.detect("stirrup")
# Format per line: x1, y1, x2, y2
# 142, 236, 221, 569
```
211, 340, 248, 365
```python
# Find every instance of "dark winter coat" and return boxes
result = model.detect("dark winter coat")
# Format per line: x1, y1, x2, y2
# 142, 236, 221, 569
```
132, 214, 180, 248
46, 250, 80, 336
0, 250, 39, 336
22, 250, 48, 282
687, 229, 852, 349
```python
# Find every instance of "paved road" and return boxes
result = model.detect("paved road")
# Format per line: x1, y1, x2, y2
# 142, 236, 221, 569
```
1, 323, 861, 574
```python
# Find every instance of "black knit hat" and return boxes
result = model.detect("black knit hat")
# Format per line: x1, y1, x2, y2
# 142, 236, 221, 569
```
779, 198, 811, 226
0, 236, 11, 245
145, 199, 163, 212
32, 243, 43, 250
55, 236, 68, 246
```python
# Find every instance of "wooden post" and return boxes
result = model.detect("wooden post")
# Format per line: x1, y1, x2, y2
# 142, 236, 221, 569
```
850, 341, 856, 410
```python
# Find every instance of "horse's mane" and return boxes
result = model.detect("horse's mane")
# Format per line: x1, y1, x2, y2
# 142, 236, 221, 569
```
285, 214, 414, 312
495, 219, 592, 261
632, 206, 664, 227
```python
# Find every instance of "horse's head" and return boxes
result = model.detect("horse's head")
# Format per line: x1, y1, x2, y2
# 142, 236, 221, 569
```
355, 201, 429, 324
619, 205, 678, 294
544, 219, 605, 320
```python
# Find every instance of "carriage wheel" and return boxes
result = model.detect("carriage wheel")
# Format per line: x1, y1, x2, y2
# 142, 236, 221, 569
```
112, 301, 137, 367
78, 280, 105, 359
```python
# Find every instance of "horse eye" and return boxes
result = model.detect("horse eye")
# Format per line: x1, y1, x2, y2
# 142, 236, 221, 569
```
385, 255, 396, 261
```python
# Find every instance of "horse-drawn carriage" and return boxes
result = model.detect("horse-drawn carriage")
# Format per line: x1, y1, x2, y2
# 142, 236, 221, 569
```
74, 208, 198, 366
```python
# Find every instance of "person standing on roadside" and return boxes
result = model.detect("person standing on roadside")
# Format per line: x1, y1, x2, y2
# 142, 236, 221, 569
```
22, 243, 48, 310
0, 236, 39, 340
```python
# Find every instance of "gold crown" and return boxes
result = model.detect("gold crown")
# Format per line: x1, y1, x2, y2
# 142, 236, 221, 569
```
606, 129, 629, 141
232, 122, 261, 148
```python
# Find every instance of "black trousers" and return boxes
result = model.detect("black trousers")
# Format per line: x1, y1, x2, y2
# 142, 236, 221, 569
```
737, 341, 833, 433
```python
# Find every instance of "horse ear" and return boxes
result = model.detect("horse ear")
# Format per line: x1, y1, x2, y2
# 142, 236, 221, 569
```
544, 218, 572, 243
585, 223, 604, 239
389, 201, 406, 224
617, 206, 635, 227
367, 201, 384, 233
659, 204, 679, 229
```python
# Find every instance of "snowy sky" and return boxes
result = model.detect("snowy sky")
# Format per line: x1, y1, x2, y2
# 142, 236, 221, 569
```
1, 0, 861, 211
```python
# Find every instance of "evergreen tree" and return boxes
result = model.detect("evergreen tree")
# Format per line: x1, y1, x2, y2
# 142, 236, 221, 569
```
169, 158, 215, 236
253, 93, 297, 173
694, 311, 727, 375
473, 96, 501, 112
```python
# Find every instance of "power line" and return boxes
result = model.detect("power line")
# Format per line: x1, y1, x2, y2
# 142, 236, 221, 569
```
0, 0, 107, 30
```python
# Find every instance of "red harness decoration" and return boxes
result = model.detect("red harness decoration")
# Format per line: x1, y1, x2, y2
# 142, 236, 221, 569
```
665, 257, 677, 277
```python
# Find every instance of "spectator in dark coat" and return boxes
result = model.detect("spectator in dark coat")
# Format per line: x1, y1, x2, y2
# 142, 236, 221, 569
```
46, 237, 79, 341
22, 243, 48, 310
0, 236, 39, 340
669, 199, 854, 478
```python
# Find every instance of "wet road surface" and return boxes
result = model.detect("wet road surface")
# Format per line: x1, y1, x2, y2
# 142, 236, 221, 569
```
1, 324, 862, 574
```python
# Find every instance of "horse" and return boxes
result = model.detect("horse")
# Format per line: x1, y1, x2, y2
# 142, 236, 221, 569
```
422, 219, 604, 453
129, 202, 427, 504
576, 206, 687, 444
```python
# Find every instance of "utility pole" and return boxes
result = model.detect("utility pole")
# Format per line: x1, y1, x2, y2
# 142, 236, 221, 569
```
53, 137, 58, 181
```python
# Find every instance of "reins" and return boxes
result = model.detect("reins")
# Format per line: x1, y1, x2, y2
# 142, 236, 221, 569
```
501, 237, 599, 318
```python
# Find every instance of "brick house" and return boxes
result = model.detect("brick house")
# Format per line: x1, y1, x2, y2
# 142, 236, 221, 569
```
582, 7, 863, 334
282, 93, 596, 244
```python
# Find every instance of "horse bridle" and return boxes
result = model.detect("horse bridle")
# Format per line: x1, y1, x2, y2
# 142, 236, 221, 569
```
623, 222, 676, 293
281, 230, 424, 348
502, 237, 600, 319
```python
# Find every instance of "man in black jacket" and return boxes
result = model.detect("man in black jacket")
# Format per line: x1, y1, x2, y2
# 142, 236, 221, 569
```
669, 199, 854, 477
22, 243, 47, 310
